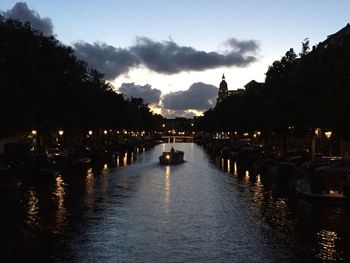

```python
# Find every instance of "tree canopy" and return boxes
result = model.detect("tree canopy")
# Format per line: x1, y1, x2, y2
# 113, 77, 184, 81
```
0, 16, 163, 138
198, 27, 350, 140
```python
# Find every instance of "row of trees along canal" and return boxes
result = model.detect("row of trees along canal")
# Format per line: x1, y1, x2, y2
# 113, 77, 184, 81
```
198, 25, 350, 157
0, 17, 164, 149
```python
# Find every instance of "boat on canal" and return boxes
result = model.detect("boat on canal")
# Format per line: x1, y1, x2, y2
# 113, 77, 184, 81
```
159, 147, 184, 165
296, 178, 347, 201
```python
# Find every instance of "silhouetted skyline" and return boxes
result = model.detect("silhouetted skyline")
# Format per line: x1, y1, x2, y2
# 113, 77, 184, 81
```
1, 1, 350, 117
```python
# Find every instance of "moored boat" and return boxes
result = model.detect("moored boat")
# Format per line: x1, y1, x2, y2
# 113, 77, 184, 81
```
296, 177, 347, 202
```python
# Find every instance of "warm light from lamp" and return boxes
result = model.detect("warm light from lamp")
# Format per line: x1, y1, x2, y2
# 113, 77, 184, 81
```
315, 128, 321, 136
58, 130, 64, 136
88, 130, 93, 135
104, 130, 108, 135
31, 130, 37, 135
325, 131, 332, 139
166, 155, 170, 159
243, 132, 249, 136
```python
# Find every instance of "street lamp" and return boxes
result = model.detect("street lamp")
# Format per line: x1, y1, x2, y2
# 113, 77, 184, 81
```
325, 131, 332, 139
58, 130, 64, 136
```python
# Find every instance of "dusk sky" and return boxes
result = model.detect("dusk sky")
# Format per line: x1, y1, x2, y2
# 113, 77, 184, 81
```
1, 1, 350, 118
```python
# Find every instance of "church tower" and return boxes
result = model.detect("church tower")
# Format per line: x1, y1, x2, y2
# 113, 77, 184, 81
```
217, 74, 228, 104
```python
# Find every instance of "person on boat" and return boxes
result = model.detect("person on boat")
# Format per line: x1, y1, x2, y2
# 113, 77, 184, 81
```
171, 147, 175, 152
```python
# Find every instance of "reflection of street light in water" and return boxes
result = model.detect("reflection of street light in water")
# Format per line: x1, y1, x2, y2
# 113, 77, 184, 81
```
164, 166, 171, 202
233, 161, 238, 176
317, 230, 338, 262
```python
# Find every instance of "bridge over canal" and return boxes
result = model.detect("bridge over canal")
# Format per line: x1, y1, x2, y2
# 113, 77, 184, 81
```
161, 135, 194, 143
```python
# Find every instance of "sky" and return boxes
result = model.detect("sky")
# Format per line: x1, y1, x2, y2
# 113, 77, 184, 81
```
1, 1, 350, 118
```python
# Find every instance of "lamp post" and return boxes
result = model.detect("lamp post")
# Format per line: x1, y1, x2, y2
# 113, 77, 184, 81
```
325, 131, 332, 156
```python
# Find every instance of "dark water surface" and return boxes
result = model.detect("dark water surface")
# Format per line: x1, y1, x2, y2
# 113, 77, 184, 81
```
1, 143, 350, 262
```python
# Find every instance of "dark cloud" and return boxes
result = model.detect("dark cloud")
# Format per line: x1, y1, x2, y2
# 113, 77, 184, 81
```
119, 82, 161, 105
225, 38, 260, 54
73, 42, 139, 79
162, 82, 218, 110
131, 37, 258, 74
1, 2, 53, 36
73, 37, 259, 80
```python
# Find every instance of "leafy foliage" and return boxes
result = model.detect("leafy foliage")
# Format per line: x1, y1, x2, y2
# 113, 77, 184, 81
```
0, 16, 163, 138
199, 27, 350, 140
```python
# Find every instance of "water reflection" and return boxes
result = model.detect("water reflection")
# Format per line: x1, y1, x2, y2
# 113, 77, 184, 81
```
100, 164, 109, 200
252, 174, 264, 205
233, 161, 238, 176
26, 188, 40, 227
164, 166, 170, 204
54, 175, 66, 228
3, 143, 350, 262
317, 230, 339, 262
123, 152, 127, 166
244, 170, 250, 182
85, 168, 95, 209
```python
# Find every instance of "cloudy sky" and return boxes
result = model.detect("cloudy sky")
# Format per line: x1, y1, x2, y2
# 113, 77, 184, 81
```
1, 1, 350, 118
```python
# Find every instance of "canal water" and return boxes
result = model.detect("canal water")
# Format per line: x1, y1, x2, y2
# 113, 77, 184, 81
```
1, 143, 350, 262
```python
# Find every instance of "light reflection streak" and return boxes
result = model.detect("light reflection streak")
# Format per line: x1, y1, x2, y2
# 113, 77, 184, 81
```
131, 152, 134, 164
252, 174, 264, 205
233, 161, 238, 176
116, 154, 120, 167
26, 188, 40, 227
102, 163, 109, 173
317, 230, 339, 262
221, 158, 224, 171
227, 159, 231, 173
244, 170, 250, 182
100, 164, 109, 200
85, 168, 95, 209
270, 197, 294, 234
164, 166, 171, 203
124, 153, 128, 166
54, 175, 66, 228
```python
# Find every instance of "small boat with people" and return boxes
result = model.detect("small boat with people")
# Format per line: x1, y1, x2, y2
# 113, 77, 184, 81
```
159, 147, 184, 165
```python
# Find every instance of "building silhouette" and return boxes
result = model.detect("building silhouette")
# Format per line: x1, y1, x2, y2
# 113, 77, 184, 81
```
217, 74, 228, 104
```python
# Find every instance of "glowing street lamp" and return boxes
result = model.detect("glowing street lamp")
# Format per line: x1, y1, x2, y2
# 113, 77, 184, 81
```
325, 131, 332, 139
88, 130, 93, 136
58, 130, 64, 136
104, 130, 108, 135
31, 130, 37, 135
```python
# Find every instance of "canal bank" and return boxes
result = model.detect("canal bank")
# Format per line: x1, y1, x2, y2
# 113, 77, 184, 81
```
1, 143, 349, 262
